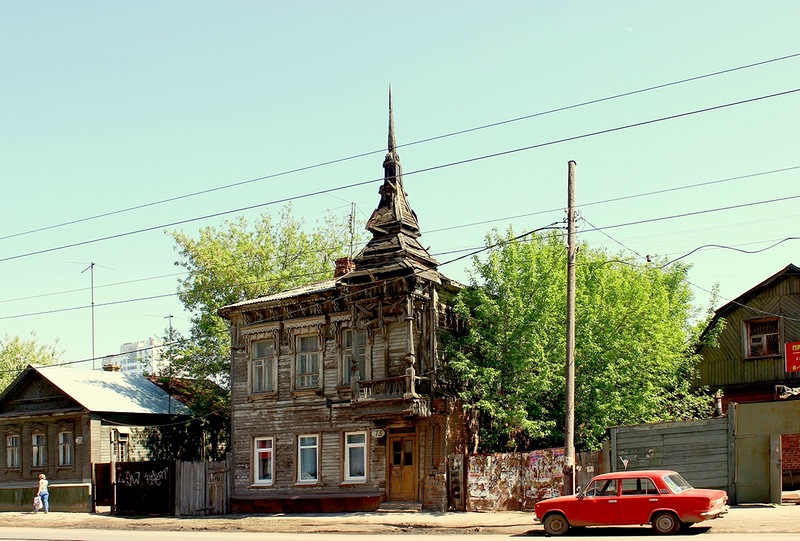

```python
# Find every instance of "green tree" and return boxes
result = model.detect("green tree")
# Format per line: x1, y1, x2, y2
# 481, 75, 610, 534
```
444, 229, 709, 453
0, 333, 61, 390
153, 205, 357, 459
168, 204, 357, 386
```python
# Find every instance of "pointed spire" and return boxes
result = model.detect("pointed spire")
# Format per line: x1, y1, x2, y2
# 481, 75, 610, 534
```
388, 85, 396, 153
343, 89, 439, 282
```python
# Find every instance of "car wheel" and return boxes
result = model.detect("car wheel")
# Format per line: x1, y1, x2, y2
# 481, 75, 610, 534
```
652, 512, 682, 535
543, 513, 571, 536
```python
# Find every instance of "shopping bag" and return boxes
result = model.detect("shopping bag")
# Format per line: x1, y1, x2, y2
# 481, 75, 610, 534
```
33, 495, 42, 511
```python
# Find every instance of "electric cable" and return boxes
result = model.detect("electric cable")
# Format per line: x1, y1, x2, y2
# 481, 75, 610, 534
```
5, 52, 798, 244
3, 86, 799, 265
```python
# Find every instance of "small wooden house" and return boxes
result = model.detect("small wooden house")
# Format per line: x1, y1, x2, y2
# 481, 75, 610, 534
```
696, 263, 800, 489
219, 99, 467, 512
697, 263, 800, 404
0, 365, 189, 511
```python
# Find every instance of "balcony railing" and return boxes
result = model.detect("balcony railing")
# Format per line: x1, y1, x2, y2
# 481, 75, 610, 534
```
354, 368, 430, 401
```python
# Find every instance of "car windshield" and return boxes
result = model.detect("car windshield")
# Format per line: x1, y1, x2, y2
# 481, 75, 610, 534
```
663, 473, 693, 493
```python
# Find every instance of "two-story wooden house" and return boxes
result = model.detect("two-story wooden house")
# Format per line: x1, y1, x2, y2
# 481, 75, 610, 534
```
696, 263, 800, 491
219, 99, 467, 512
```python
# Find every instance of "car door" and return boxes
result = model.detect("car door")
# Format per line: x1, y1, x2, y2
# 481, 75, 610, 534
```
618, 477, 660, 524
573, 478, 619, 526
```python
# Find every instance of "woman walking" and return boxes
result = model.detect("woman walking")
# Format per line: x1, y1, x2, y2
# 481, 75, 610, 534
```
37, 473, 49, 513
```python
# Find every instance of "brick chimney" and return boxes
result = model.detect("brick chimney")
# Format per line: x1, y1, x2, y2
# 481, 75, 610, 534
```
334, 257, 355, 278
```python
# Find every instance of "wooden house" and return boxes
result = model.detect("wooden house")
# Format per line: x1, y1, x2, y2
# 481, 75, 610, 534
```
0, 364, 189, 511
696, 263, 800, 489
219, 98, 467, 512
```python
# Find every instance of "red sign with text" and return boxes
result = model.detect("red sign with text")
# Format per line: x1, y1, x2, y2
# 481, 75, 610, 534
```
786, 342, 800, 373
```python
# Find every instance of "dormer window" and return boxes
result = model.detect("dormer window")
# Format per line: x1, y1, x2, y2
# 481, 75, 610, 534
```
745, 317, 780, 358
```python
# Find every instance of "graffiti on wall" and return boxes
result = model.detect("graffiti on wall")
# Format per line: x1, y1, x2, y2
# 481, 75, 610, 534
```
466, 448, 565, 511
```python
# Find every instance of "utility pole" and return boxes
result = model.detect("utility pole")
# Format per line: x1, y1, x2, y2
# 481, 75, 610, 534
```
82, 262, 96, 369
564, 160, 577, 495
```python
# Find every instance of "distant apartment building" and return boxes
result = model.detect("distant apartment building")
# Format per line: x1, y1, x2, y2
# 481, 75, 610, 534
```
101, 337, 165, 375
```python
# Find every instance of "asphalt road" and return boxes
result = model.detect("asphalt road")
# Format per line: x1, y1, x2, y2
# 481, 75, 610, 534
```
0, 529, 796, 541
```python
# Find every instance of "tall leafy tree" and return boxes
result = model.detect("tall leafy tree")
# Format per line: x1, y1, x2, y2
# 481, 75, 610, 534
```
154, 206, 356, 459
0, 333, 61, 390
168, 204, 357, 387
444, 229, 709, 452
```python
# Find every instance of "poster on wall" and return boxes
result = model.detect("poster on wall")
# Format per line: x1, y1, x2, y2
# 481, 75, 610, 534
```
786, 341, 800, 373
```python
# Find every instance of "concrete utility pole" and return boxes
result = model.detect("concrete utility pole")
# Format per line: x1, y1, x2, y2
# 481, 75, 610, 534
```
564, 160, 577, 495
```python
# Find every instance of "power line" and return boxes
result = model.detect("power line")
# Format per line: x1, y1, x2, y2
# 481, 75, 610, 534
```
3, 87, 798, 265
3, 52, 798, 244
583, 191, 800, 233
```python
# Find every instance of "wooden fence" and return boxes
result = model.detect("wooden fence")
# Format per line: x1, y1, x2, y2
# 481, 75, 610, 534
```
175, 458, 229, 516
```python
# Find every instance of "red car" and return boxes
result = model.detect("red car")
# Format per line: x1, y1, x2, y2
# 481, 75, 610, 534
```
534, 469, 729, 535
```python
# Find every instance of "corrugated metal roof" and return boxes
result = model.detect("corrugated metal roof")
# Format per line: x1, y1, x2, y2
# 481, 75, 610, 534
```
35, 366, 190, 415
221, 279, 338, 310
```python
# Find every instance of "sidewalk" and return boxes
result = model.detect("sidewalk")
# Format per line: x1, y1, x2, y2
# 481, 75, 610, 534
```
0, 503, 797, 535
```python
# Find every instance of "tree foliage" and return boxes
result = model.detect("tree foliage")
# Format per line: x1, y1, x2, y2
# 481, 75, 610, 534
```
168, 205, 357, 387
0, 333, 61, 390
443, 230, 710, 453
152, 205, 356, 459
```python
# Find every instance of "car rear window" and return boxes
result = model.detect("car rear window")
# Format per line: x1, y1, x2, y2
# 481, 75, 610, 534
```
663, 473, 693, 493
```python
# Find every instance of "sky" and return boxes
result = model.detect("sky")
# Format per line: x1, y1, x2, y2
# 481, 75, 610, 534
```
1, 1, 799, 369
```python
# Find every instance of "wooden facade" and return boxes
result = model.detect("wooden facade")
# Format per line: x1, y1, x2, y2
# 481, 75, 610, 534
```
0, 365, 188, 511
220, 98, 468, 512
697, 264, 800, 405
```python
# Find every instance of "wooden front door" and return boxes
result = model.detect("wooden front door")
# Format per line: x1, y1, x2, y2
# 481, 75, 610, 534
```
388, 434, 417, 501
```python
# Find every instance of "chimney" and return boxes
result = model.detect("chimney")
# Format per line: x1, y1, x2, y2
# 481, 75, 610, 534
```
334, 257, 355, 278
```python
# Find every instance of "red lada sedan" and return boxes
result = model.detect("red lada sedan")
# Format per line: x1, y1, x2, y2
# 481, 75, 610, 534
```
534, 469, 729, 535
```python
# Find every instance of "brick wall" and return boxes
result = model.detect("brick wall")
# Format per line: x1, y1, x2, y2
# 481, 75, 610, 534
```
783, 434, 800, 470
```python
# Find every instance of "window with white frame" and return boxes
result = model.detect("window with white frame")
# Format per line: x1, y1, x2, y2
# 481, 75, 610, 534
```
344, 431, 367, 482
251, 340, 276, 393
745, 317, 780, 358
58, 431, 73, 466
6, 435, 20, 469
295, 335, 321, 389
31, 433, 46, 468
297, 434, 318, 483
253, 437, 274, 485
342, 329, 368, 384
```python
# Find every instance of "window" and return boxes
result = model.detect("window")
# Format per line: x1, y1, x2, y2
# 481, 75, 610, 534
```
6, 435, 20, 469
32, 433, 46, 468
297, 434, 318, 483
621, 477, 657, 495
295, 335, 321, 389
112, 428, 129, 462
253, 437, 274, 485
584, 478, 617, 497
746, 317, 780, 357
342, 329, 368, 384
58, 431, 73, 466
344, 431, 367, 482
251, 340, 276, 393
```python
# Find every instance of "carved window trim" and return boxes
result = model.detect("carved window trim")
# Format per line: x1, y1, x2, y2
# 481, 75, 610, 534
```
5, 431, 20, 470
341, 328, 370, 385
31, 432, 46, 469
294, 334, 322, 390
57, 430, 74, 467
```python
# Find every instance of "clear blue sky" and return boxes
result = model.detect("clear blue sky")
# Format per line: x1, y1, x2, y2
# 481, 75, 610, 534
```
1, 1, 799, 367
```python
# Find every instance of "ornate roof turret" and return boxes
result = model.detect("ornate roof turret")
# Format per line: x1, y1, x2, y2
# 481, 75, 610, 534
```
343, 89, 439, 283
